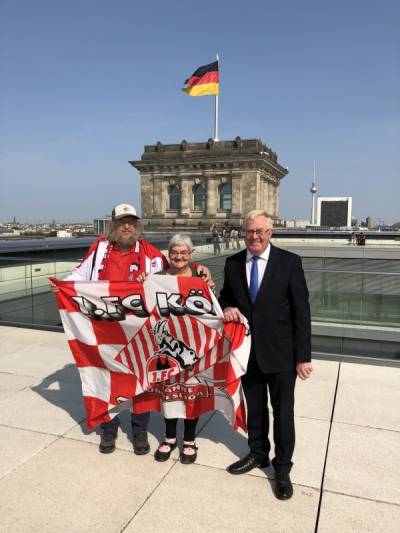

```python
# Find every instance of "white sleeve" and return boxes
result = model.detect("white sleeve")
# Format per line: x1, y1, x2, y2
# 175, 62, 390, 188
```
145, 255, 165, 274
63, 252, 94, 281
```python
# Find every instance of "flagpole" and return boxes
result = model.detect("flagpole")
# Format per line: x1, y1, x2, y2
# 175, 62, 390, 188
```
214, 53, 219, 141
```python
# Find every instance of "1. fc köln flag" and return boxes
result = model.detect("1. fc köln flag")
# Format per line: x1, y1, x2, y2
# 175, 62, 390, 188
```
52, 275, 250, 431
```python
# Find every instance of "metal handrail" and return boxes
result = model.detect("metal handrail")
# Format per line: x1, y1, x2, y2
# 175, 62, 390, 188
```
304, 268, 400, 276
1, 257, 400, 276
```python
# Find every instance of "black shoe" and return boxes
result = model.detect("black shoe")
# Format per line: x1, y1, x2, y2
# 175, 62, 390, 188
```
227, 453, 269, 475
274, 473, 293, 500
133, 431, 150, 455
180, 442, 198, 465
99, 431, 117, 454
154, 440, 177, 462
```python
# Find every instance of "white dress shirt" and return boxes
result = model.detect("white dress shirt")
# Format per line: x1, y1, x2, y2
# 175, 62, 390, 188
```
245, 244, 271, 289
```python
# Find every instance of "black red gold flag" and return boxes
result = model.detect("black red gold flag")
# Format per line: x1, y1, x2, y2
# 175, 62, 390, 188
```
182, 61, 219, 96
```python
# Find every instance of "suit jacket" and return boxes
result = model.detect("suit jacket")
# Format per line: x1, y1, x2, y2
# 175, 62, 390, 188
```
219, 244, 311, 374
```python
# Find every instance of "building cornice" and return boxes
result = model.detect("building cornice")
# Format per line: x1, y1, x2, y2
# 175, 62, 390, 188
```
129, 138, 288, 180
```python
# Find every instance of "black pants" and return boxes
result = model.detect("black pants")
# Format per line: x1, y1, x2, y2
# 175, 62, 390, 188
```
101, 412, 150, 436
242, 354, 296, 475
165, 417, 199, 441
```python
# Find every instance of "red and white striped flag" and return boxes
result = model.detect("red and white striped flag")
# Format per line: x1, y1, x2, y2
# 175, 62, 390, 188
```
52, 275, 250, 431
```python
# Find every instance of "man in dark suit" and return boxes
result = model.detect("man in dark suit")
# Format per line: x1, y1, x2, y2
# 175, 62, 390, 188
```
219, 210, 313, 500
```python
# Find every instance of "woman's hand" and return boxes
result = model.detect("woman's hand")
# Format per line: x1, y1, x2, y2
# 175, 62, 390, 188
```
136, 272, 148, 283
194, 264, 211, 281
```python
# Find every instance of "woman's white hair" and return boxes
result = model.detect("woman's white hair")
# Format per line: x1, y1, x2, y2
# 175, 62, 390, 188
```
244, 210, 273, 229
168, 234, 194, 251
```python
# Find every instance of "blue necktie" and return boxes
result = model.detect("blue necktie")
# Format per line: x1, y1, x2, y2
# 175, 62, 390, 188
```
249, 255, 260, 304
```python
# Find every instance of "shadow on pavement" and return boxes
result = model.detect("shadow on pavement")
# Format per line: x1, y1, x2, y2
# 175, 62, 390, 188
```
31, 364, 261, 469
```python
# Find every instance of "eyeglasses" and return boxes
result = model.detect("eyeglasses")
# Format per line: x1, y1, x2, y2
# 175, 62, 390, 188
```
245, 228, 271, 237
116, 218, 137, 226
169, 251, 191, 258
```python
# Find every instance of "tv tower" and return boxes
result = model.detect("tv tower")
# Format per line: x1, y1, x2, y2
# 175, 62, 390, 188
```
310, 161, 318, 225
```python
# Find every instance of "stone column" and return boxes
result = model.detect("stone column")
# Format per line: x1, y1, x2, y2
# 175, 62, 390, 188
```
241, 170, 259, 216
274, 182, 280, 217
140, 174, 152, 219
256, 173, 263, 210
161, 180, 169, 214
206, 178, 218, 216
267, 180, 274, 216
231, 176, 242, 214
262, 179, 269, 212
180, 178, 192, 216
152, 178, 162, 216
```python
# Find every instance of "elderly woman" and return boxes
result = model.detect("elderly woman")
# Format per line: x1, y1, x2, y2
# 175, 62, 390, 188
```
141, 234, 212, 464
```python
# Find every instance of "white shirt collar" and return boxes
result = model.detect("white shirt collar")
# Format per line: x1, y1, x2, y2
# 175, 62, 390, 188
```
246, 243, 271, 262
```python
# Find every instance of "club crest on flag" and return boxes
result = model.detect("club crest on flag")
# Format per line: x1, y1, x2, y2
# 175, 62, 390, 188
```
153, 319, 199, 371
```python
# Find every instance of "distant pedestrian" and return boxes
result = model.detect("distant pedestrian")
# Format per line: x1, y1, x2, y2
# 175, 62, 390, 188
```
211, 224, 221, 254
229, 228, 236, 249
223, 228, 230, 249
234, 228, 241, 249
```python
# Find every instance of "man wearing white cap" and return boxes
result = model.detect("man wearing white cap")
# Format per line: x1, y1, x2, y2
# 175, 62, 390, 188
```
63, 203, 211, 455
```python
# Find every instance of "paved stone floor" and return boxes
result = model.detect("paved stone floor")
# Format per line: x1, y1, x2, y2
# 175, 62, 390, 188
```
0, 325, 399, 532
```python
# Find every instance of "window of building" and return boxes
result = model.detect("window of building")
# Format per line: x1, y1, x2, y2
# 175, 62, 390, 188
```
193, 184, 206, 211
219, 183, 232, 210
168, 185, 180, 210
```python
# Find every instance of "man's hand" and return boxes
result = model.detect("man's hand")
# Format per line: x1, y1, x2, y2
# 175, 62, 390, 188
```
50, 281, 59, 293
296, 362, 313, 380
136, 272, 148, 283
223, 306, 246, 324
195, 264, 211, 282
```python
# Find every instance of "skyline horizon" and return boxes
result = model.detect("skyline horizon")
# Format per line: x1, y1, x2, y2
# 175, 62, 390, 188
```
1, 1, 399, 224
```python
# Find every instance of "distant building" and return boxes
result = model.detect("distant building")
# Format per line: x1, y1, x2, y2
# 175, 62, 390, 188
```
317, 197, 352, 228
130, 138, 288, 231
94, 217, 111, 235
283, 219, 310, 228
366, 216, 373, 229
57, 230, 73, 238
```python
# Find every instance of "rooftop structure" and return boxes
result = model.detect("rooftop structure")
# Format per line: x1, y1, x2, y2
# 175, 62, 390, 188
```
310, 160, 318, 225
317, 197, 352, 228
129, 138, 288, 230
0, 325, 398, 532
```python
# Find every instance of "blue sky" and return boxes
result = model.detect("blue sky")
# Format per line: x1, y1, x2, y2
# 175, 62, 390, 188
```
1, 0, 399, 224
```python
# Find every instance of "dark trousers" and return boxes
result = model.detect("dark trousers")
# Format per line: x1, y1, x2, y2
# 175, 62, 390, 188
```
165, 417, 199, 441
242, 354, 296, 475
101, 412, 150, 436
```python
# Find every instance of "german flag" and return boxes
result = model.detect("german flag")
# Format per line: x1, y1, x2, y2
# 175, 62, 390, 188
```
182, 60, 219, 96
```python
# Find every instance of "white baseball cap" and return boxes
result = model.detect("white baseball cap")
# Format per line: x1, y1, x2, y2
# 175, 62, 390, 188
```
112, 203, 140, 220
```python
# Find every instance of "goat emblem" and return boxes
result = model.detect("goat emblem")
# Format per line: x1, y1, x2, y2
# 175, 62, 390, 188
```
153, 320, 199, 371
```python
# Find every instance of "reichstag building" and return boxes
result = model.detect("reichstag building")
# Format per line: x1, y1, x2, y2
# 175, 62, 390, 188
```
130, 137, 288, 230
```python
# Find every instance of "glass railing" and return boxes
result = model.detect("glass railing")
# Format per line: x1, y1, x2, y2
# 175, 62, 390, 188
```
305, 269, 400, 328
1, 256, 399, 328
1, 250, 399, 359
0, 257, 78, 326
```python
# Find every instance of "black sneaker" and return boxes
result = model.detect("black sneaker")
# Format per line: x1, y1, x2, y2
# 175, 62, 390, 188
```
99, 431, 117, 454
133, 431, 150, 455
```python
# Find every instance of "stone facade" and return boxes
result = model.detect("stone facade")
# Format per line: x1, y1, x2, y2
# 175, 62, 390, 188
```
129, 137, 288, 230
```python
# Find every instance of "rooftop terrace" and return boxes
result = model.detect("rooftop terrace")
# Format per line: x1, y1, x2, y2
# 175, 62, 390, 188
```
0, 325, 399, 532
